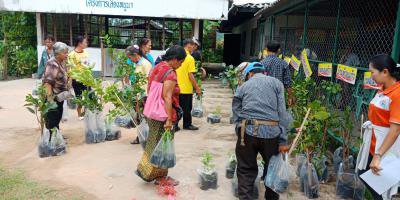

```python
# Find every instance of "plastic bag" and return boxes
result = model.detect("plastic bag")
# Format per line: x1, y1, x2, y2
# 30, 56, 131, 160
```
38, 128, 66, 158
32, 80, 41, 96
150, 130, 176, 169
296, 154, 307, 176
137, 119, 149, 150
105, 119, 121, 141
207, 114, 221, 124
336, 163, 365, 200
300, 162, 319, 199
84, 110, 106, 144
67, 98, 77, 110
191, 96, 204, 118
225, 154, 237, 179
114, 111, 137, 129
61, 101, 68, 122
232, 161, 263, 198
334, 147, 355, 173
198, 168, 218, 190
313, 156, 329, 183
265, 154, 289, 193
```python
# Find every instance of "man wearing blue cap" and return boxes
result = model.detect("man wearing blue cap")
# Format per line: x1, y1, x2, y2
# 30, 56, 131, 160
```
232, 62, 292, 200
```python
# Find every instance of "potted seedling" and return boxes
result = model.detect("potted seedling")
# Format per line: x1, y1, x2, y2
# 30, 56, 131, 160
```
198, 151, 218, 190
225, 153, 237, 179
69, 65, 107, 144
25, 85, 66, 157
150, 130, 176, 169
104, 115, 121, 141
207, 105, 221, 124
335, 107, 364, 199
296, 101, 330, 199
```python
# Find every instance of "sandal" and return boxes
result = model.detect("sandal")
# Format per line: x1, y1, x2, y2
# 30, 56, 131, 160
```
130, 137, 140, 145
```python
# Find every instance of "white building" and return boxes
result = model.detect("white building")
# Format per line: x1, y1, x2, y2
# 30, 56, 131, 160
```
0, 0, 229, 75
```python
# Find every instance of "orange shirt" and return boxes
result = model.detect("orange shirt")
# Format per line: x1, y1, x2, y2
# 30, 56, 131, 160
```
368, 81, 400, 155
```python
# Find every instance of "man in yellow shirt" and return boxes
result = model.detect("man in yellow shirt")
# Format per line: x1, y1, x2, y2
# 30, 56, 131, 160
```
176, 39, 202, 131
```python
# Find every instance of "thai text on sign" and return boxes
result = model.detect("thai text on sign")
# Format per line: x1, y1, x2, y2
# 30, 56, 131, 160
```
318, 63, 332, 77
336, 64, 358, 84
301, 49, 313, 78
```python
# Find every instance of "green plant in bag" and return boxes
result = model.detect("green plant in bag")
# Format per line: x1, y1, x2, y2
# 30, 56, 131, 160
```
24, 85, 57, 133
201, 151, 215, 172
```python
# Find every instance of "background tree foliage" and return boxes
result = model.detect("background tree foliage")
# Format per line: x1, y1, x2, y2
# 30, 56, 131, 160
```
202, 20, 223, 63
0, 12, 37, 79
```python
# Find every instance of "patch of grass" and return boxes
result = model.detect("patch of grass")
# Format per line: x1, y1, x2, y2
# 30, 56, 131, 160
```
0, 167, 82, 200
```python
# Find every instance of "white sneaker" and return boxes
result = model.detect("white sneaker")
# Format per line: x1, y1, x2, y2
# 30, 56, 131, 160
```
78, 116, 84, 121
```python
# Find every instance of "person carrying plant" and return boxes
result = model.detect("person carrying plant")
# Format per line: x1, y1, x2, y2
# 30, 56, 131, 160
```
175, 38, 202, 131
260, 41, 293, 106
136, 45, 186, 186
42, 42, 71, 130
36, 35, 55, 79
357, 54, 400, 200
68, 35, 90, 120
124, 44, 152, 145
232, 62, 292, 200
138, 38, 155, 67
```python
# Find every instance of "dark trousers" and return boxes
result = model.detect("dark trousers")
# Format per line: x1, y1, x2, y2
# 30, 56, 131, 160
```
358, 154, 383, 200
179, 94, 193, 128
45, 101, 64, 130
235, 127, 280, 200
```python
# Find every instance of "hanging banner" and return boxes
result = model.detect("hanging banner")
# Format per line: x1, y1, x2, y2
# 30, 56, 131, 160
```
290, 55, 301, 71
363, 72, 381, 89
318, 63, 332, 77
336, 64, 358, 85
284, 57, 291, 65
301, 49, 313, 78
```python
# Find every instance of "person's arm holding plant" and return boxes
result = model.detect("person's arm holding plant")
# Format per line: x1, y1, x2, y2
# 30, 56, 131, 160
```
162, 80, 176, 130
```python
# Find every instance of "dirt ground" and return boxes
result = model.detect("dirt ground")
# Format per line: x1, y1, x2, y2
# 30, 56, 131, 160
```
0, 78, 337, 200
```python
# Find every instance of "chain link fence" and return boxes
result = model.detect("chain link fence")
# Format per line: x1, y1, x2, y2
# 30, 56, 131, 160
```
271, 0, 399, 142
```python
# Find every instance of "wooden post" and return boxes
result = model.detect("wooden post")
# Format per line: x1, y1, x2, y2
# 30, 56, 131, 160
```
69, 15, 73, 46
132, 16, 135, 43
179, 19, 183, 45
289, 108, 311, 155
162, 18, 166, 50
52, 14, 57, 41
146, 19, 151, 38
3, 35, 8, 80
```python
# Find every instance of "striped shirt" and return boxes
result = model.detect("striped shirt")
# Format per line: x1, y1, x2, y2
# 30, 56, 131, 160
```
260, 54, 292, 88
232, 73, 292, 144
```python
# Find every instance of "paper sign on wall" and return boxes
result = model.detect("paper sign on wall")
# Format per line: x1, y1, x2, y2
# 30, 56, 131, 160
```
290, 55, 301, 71
336, 64, 358, 85
301, 49, 313, 78
363, 72, 381, 89
318, 63, 332, 77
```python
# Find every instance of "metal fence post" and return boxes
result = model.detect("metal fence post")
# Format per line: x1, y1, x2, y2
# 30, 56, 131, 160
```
332, 0, 342, 81
301, 0, 309, 48
391, 0, 400, 62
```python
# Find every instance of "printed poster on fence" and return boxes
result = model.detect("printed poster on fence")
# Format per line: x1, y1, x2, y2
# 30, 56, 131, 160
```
301, 49, 313, 78
318, 63, 332, 77
290, 55, 301, 71
336, 64, 358, 85
284, 56, 291, 65
363, 72, 381, 89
